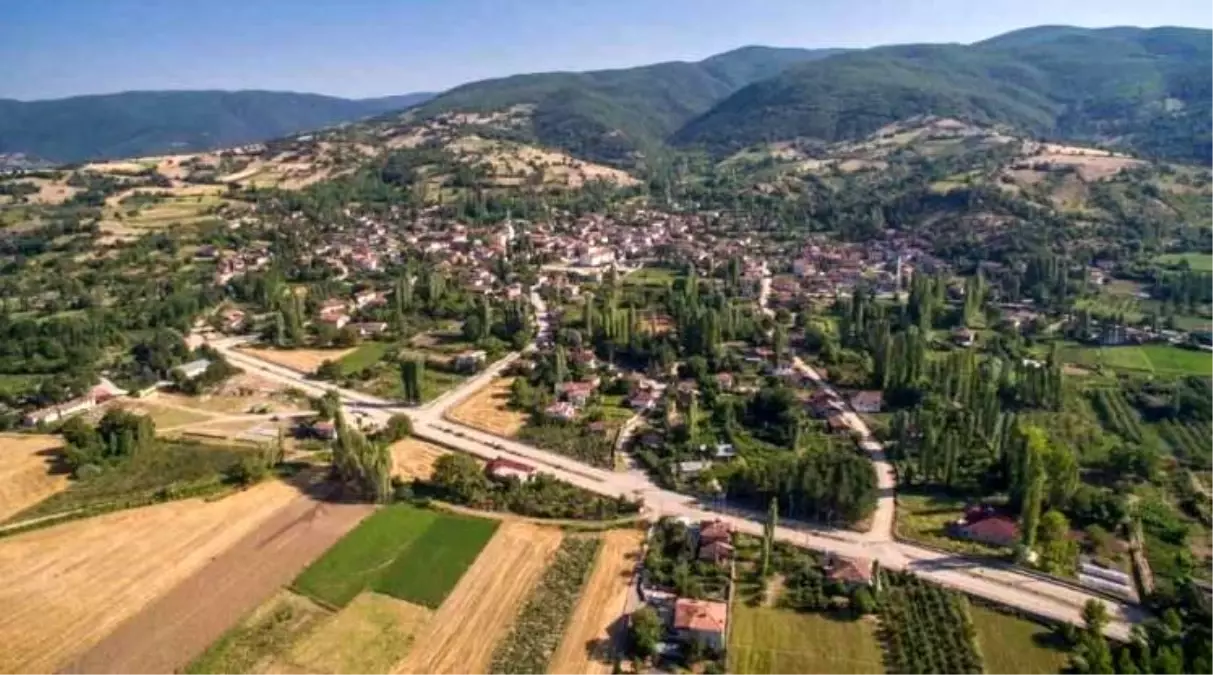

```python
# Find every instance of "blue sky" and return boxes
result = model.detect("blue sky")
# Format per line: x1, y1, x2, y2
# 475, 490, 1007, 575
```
2, 0, 1209, 100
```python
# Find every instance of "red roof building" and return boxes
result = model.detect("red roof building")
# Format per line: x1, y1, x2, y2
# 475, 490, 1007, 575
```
957, 515, 1020, 547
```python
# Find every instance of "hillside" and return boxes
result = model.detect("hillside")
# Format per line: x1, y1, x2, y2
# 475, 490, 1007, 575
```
409, 46, 844, 165
0, 90, 435, 164
673, 26, 1212, 164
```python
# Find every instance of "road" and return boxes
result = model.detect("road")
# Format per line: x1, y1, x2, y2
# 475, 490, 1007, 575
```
210, 338, 1141, 639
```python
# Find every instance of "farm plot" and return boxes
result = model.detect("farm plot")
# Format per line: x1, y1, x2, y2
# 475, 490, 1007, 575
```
0, 434, 68, 522
728, 604, 886, 674
1090, 389, 1146, 443
0, 480, 302, 673
447, 377, 528, 437
877, 572, 983, 674
549, 529, 644, 674
1138, 344, 1212, 376
337, 341, 393, 375
390, 438, 449, 480
293, 504, 498, 609
1157, 419, 1213, 466
969, 604, 1069, 674
186, 591, 330, 674
275, 592, 431, 674
238, 346, 356, 374
491, 536, 602, 674
397, 522, 564, 674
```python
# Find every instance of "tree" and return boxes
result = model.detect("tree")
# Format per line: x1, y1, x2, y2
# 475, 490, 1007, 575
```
851, 586, 877, 615
629, 606, 663, 660
382, 414, 413, 442
430, 453, 490, 505
1037, 509, 1079, 575
1082, 599, 1109, 636
761, 497, 778, 576
400, 358, 425, 404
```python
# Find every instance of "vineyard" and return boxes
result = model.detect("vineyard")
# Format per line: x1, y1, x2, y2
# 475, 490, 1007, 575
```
1090, 389, 1144, 443
1157, 419, 1213, 468
489, 536, 602, 674
877, 572, 983, 674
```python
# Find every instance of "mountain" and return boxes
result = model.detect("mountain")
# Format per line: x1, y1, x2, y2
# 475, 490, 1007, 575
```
673, 26, 1212, 163
410, 46, 844, 164
0, 90, 435, 163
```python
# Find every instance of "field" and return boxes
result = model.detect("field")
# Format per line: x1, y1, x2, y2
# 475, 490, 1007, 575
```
108, 397, 216, 429
390, 438, 449, 480
397, 521, 564, 674
1155, 251, 1213, 271
878, 572, 983, 673
0, 434, 69, 522
1156, 419, 1213, 465
894, 491, 1010, 556
0, 480, 303, 673
1061, 343, 1212, 376
1090, 388, 1146, 443
12, 440, 252, 521
238, 345, 356, 374
292, 504, 498, 609
623, 266, 680, 285
338, 341, 393, 375
187, 591, 330, 674
549, 529, 644, 674
727, 605, 886, 674
447, 377, 528, 437
969, 605, 1069, 674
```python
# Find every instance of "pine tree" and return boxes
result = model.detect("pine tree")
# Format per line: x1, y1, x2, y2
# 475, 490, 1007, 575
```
762, 497, 778, 576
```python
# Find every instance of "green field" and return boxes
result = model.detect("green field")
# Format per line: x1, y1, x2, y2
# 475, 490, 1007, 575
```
1061, 343, 1211, 376
292, 504, 498, 608
337, 341, 392, 375
727, 605, 886, 674
1156, 252, 1213, 272
969, 605, 1069, 674
623, 266, 680, 285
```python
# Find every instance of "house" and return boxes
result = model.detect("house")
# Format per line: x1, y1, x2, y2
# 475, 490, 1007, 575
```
350, 322, 388, 337
221, 309, 246, 332
354, 290, 385, 309
825, 555, 876, 588
850, 390, 883, 414
570, 348, 598, 369
952, 327, 976, 347
175, 358, 211, 380
629, 390, 659, 411
713, 443, 736, 460
954, 514, 1021, 548
317, 312, 350, 330
545, 401, 578, 421
454, 350, 487, 372
559, 381, 597, 407
23, 394, 98, 426
673, 598, 728, 651
677, 460, 712, 476
715, 372, 735, 391
698, 539, 735, 564
486, 457, 536, 483
312, 420, 336, 440
699, 519, 732, 546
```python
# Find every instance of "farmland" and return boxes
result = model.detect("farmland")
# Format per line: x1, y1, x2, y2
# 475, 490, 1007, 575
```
292, 504, 498, 609
1061, 343, 1212, 376
237, 345, 357, 374
727, 604, 886, 674
549, 529, 644, 674
490, 536, 601, 674
337, 341, 393, 375
1156, 419, 1213, 465
969, 605, 1069, 674
398, 521, 563, 674
0, 480, 302, 673
1155, 251, 1213, 271
0, 434, 68, 522
390, 438, 449, 480
877, 572, 983, 674
446, 377, 528, 437
1090, 389, 1146, 443
186, 591, 330, 674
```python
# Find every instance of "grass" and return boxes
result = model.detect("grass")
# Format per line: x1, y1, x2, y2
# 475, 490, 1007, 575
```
364, 367, 467, 403
727, 604, 885, 674
292, 504, 497, 609
969, 605, 1070, 674
187, 592, 328, 674
1155, 252, 1213, 272
1060, 343, 1212, 376
623, 266, 680, 285
894, 491, 1011, 557
13, 440, 250, 521
337, 341, 392, 375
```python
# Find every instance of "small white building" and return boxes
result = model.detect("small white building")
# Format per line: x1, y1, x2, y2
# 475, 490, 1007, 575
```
176, 359, 212, 380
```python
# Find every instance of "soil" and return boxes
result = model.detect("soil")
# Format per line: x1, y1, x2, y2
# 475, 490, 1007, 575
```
278, 592, 432, 673
548, 529, 644, 674
396, 522, 563, 674
0, 480, 305, 673
0, 434, 69, 522
236, 346, 356, 374
61, 477, 373, 674
446, 378, 527, 437
390, 438, 449, 481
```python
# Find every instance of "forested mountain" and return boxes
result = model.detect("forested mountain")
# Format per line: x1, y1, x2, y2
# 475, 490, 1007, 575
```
0, 90, 435, 163
673, 26, 1212, 163
410, 46, 844, 164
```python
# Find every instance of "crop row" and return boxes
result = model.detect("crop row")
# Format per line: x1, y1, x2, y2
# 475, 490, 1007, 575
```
1157, 419, 1212, 468
489, 536, 602, 674
878, 572, 983, 674
1091, 389, 1144, 443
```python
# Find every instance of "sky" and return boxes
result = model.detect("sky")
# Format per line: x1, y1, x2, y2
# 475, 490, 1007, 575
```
2, 0, 1210, 101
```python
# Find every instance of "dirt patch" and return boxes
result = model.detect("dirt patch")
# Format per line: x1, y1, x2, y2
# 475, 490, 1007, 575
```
0, 434, 69, 522
105, 398, 217, 429
396, 521, 563, 674
548, 529, 644, 674
63, 478, 374, 674
0, 480, 306, 673
237, 346, 356, 374
189, 590, 330, 674
446, 377, 527, 437
277, 592, 432, 673
390, 438, 449, 481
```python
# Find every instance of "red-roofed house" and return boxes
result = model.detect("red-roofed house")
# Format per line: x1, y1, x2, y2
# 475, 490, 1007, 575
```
850, 390, 884, 413
955, 515, 1020, 548
825, 555, 876, 588
699, 520, 732, 546
559, 381, 597, 407
486, 457, 536, 483
698, 539, 735, 565
673, 598, 728, 651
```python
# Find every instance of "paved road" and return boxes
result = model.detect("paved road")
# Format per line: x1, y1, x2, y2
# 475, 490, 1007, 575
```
211, 339, 1141, 640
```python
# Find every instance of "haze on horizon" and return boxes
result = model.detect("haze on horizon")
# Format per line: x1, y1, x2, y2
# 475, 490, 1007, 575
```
1, 0, 1210, 101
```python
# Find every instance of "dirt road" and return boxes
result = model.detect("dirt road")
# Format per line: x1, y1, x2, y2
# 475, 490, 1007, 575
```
61, 484, 373, 674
